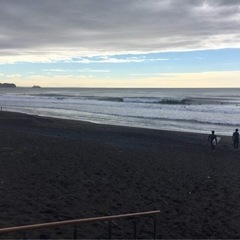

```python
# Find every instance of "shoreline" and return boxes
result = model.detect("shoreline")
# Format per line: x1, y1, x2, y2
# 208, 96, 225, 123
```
1, 111, 240, 239
2, 109, 232, 137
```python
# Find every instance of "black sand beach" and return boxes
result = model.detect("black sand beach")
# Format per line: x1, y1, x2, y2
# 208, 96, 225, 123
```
1, 111, 240, 239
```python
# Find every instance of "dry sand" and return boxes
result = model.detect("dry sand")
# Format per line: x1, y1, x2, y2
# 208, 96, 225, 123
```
0, 111, 240, 239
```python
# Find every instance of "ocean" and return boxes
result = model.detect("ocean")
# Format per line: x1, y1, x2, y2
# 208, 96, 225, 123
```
1, 87, 240, 136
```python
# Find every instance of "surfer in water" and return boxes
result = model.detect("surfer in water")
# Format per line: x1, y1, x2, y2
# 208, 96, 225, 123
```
232, 128, 239, 151
208, 130, 217, 149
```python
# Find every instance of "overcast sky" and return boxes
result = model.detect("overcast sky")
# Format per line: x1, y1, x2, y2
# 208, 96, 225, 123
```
0, 0, 240, 87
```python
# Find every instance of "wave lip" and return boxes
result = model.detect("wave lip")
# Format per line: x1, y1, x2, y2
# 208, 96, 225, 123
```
123, 97, 187, 104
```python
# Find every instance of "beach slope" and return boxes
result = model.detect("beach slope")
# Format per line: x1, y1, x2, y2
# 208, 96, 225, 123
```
0, 111, 239, 239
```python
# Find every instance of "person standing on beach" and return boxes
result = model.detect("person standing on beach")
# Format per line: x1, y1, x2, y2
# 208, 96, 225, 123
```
232, 129, 239, 151
208, 130, 217, 149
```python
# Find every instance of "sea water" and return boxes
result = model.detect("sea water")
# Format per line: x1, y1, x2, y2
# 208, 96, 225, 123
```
1, 88, 240, 136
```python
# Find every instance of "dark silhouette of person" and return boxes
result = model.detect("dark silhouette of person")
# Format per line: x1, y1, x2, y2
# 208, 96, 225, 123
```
232, 128, 239, 151
208, 130, 217, 149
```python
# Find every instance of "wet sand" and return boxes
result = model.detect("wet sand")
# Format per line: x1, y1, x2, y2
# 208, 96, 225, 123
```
0, 111, 240, 239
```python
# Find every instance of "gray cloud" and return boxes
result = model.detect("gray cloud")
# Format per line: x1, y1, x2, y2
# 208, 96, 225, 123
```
0, 0, 240, 62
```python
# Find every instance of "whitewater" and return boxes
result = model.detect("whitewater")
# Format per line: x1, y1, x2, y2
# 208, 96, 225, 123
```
1, 88, 240, 136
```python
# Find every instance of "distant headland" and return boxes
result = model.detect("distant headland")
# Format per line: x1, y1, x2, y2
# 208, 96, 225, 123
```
32, 85, 41, 88
0, 83, 16, 88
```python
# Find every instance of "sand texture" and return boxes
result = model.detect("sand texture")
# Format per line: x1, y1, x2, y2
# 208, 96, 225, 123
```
0, 111, 240, 239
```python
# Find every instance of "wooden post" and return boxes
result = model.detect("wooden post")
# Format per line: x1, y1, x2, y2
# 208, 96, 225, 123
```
133, 218, 137, 239
108, 221, 112, 239
73, 226, 77, 239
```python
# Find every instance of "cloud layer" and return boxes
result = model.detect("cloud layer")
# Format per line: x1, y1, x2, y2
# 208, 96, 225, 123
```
1, 0, 240, 63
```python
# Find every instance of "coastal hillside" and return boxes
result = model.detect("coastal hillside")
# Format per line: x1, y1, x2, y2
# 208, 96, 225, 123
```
0, 83, 16, 88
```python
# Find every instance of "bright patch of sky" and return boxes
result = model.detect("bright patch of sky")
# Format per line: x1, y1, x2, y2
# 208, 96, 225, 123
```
1, 49, 239, 78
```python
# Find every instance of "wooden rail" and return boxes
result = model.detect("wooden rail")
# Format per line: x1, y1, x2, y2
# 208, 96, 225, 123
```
0, 210, 160, 238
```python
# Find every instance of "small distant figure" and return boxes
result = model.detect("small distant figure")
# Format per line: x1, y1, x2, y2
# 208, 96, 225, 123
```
232, 129, 239, 151
208, 130, 217, 149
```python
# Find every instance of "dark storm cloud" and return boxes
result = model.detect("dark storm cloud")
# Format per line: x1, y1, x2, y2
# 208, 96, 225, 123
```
0, 0, 240, 62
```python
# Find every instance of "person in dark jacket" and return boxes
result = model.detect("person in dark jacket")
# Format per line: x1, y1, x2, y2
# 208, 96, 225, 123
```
232, 128, 239, 151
